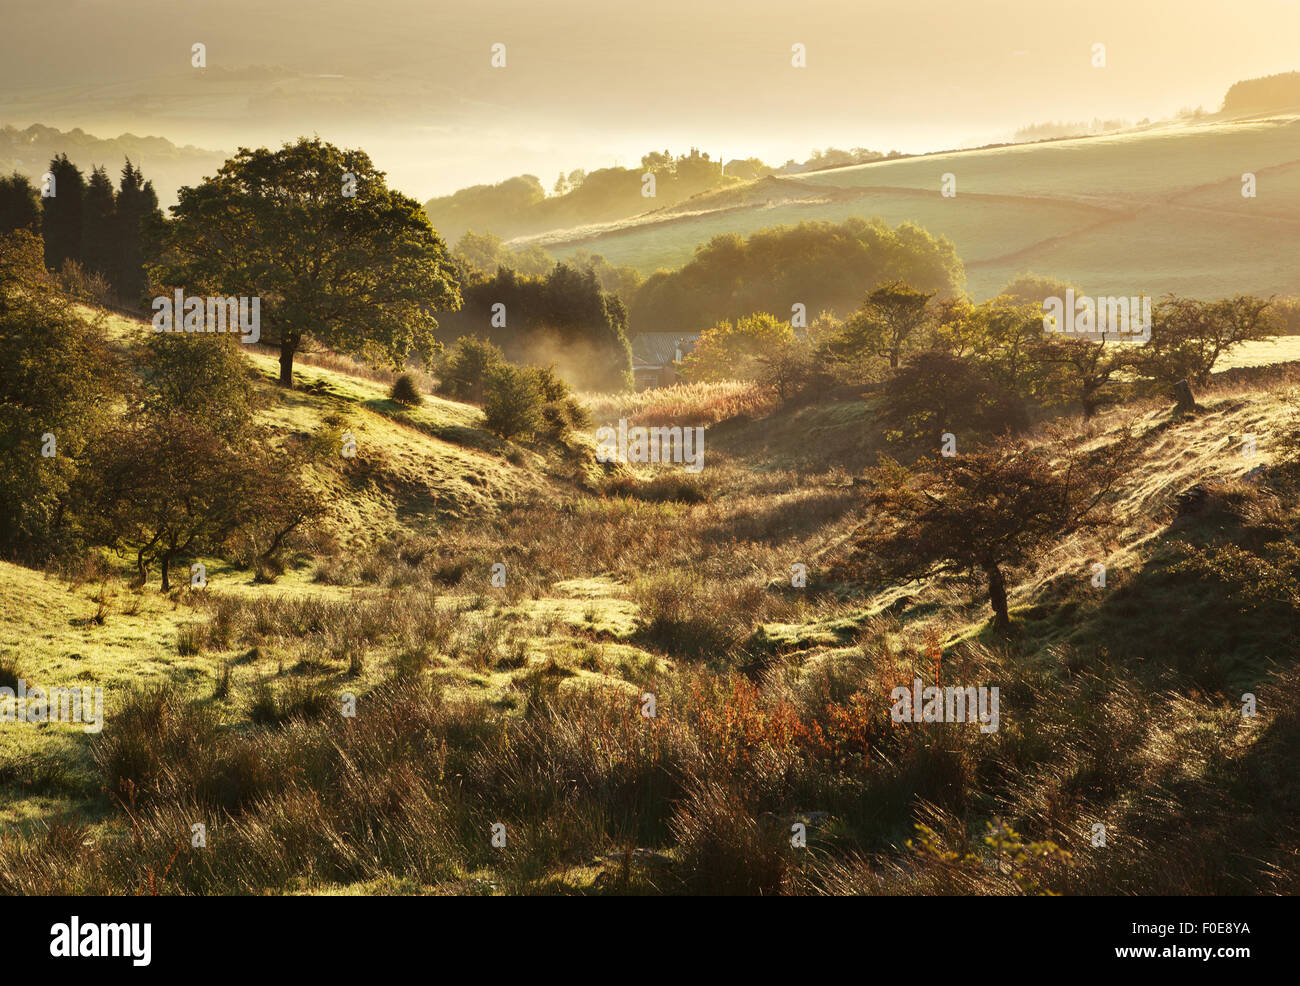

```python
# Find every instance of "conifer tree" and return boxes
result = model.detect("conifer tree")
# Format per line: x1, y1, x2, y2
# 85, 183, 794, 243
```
114, 158, 162, 305
0, 173, 41, 235
81, 165, 117, 287
40, 153, 85, 271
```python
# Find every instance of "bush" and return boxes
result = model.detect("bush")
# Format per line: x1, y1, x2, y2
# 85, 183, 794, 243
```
438, 336, 506, 403
483, 364, 545, 440
879, 349, 1028, 453
390, 372, 423, 406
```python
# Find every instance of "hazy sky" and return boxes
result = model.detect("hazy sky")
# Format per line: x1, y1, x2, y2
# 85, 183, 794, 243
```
3, 0, 1298, 198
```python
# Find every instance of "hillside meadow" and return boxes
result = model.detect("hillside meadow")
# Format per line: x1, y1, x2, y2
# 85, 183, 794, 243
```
3, 304, 1300, 895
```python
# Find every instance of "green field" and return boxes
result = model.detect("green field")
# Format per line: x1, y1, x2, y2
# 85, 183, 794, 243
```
527, 115, 1300, 300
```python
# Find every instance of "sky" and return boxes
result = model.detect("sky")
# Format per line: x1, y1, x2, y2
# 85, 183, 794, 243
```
2, 0, 1298, 199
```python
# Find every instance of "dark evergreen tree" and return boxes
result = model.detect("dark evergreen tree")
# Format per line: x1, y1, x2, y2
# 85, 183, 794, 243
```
81, 165, 117, 288
0, 173, 41, 235
113, 159, 162, 305
40, 154, 85, 271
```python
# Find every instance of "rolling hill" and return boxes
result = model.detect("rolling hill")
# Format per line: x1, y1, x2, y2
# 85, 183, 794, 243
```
518, 114, 1300, 301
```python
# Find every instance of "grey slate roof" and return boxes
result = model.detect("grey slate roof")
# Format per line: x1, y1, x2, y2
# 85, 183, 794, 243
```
629, 332, 700, 369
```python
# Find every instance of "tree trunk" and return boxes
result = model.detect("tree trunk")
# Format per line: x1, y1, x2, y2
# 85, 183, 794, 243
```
1081, 384, 1100, 421
160, 550, 174, 591
985, 563, 1010, 631
259, 519, 300, 564
279, 334, 297, 389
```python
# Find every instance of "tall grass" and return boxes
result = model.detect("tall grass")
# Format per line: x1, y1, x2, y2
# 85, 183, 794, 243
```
581, 380, 776, 427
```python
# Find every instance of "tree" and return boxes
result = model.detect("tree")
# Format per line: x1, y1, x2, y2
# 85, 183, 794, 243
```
41, 154, 85, 272
437, 262, 632, 391
0, 173, 40, 235
139, 332, 255, 442
0, 231, 118, 559
999, 272, 1078, 308
154, 137, 461, 388
1031, 336, 1129, 420
969, 297, 1047, 396
630, 218, 963, 335
1141, 295, 1274, 386
562, 248, 643, 303
879, 350, 1028, 452
839, 433, 1133, 630
756, 334, 816, 401
682, 313, 795, 382
81, 166, 117, 289
830, 280, 933, 370
83, 414, 313, 590
114, 159, 163, 307
453, 229, 553, 279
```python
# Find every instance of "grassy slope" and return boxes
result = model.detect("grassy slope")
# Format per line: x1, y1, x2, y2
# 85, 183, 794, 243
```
521, 116, 1300, 299
0, 314, 652, 835
5, 316, 1300, 892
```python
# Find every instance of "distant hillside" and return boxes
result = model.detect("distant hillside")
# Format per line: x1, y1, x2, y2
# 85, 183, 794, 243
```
0, 123, 226, 206
424, 150, 739, 243
519, 115, 1300, 301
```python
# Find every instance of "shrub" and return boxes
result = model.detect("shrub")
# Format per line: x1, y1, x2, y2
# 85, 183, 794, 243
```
438, 336, 506, 403
604, 473, 710, 503
483, 364, 545, 440
390, 372, 423, 406
879, 349, 1028, 452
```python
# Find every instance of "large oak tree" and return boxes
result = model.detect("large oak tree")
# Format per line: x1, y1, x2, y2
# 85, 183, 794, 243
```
153, 137, 461, 387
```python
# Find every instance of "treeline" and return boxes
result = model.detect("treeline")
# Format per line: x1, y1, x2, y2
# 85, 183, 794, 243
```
0, 155, 164, 306
1013, 119, 1133, 141
424, 145, 910, 242
1222, 71, 1300, 113
424, 148, 735, 243
451, 231, 642, 306
630, 218, 964, 334
435, 262, 633, 392
683, 278, 1279, 438
0, 123, 225, 209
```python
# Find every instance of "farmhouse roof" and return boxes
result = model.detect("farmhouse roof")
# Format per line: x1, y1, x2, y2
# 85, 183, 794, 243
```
629, 332, 700, 368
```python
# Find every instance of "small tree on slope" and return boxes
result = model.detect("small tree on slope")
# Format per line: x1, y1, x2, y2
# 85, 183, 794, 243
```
836, 432, 1134, 631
